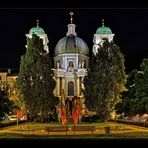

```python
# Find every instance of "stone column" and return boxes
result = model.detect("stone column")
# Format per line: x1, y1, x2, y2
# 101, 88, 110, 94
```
81, 77, 84, 91
62, 77, 65, 91
74, 75, 77, 96
77, 77, 80, 96
57, 77, 60, 96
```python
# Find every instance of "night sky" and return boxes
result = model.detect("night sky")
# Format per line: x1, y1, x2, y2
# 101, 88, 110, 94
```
0, 8, 148, 73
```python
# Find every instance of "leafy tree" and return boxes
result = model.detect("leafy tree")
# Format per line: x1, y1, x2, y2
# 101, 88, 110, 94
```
133, 59, 148, 114
13, 94, 25, 111
83, 39, 126, 121
116, 59, 148, 115
16, 34, 58, 117
0, 85, 14, 118
115, 69, 137, 115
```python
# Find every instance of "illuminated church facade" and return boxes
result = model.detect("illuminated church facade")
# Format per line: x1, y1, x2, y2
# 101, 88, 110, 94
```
53, 12, 89, 103
52, 14, 114, 103
0, 12, 114, 104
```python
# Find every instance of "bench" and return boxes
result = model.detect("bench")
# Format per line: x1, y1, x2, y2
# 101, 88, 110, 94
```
45, 127, 68, 135
115, 125, 126, 133
45, 126, 96, 135
71, 126, 96, 135
20, 126, 35, 134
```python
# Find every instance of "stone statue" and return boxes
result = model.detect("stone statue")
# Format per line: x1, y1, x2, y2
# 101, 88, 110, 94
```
78, 62, 81, 68
67, 61, 74, 72
57, 61, 60, 69
82, 61, 85, 68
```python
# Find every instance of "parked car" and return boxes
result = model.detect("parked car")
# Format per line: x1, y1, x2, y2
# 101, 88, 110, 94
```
0, 117, 5, 121
8, 115, 17, 121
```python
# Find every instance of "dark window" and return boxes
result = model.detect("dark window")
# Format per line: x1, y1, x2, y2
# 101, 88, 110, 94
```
68, 81, 74, 96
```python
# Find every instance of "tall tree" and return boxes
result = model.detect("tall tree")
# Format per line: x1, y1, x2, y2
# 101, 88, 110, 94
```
115, 69, 137, 115
83, 39, 126, 121
0, 85, 14, 118
16, 34, 58, 117
133, 59, 148, 114
116, 58, 148, 115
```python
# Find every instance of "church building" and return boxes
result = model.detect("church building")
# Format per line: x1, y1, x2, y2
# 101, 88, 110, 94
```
53, 12, 89, 104
0, 12, 115, 107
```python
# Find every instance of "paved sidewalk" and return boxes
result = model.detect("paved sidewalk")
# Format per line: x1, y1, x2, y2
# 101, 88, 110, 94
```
0, 122, 148, 138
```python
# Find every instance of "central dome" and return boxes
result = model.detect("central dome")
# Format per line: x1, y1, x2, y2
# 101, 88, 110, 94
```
54, 34, 89, 56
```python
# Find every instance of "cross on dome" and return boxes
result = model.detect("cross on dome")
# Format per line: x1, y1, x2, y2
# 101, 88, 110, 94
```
102, 19, 104, 27
70, 12, 74, 24
37, 19, 39, 27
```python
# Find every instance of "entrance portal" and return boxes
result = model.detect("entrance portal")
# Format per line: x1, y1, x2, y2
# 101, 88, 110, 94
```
65, 98, 72, 116
68, 81, 74, 96
65, 96, 79, 116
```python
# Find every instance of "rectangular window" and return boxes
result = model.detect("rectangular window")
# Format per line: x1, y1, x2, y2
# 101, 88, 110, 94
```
68, 81, 74, 96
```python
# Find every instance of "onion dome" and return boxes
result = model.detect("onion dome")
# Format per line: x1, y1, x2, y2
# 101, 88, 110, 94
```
96, 19, 112, 34
29, 20, 45, 35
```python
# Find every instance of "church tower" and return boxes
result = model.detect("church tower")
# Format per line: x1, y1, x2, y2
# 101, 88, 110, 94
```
93, 19, 115, 55
26, 20, 49, 52
53, 12, 89, 104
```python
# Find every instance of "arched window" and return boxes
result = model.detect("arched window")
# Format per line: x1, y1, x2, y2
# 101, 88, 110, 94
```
68, 81, 74, 96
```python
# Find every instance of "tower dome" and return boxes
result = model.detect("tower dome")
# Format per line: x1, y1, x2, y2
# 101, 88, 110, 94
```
54, 12, 89, 57
93, 19, 115, 55
96, 19, 112, 34
29, 20, 45, 35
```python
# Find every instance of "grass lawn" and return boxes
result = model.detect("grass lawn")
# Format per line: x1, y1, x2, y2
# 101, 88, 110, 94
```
0, 122, 148, 138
